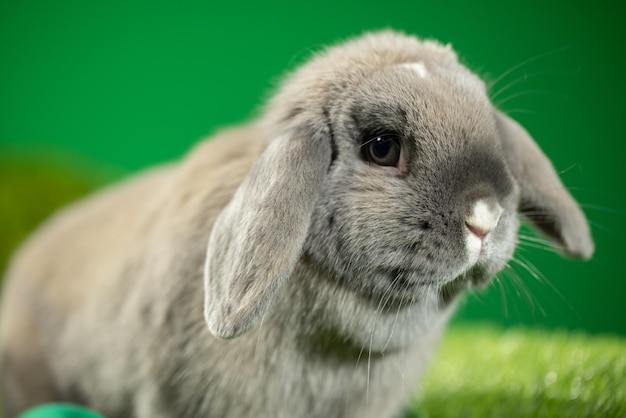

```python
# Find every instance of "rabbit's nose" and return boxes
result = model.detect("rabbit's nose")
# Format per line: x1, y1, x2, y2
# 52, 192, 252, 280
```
465, 199, 503, 240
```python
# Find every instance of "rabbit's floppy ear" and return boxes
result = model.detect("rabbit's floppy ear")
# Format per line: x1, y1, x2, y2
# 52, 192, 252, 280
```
495, 110, 594, 259
204, 124, 331, 339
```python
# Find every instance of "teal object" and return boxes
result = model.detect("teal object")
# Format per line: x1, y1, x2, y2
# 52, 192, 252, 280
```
17, 404, 105, 418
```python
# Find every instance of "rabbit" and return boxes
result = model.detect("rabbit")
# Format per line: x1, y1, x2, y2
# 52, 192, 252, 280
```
0, 30, 593, 418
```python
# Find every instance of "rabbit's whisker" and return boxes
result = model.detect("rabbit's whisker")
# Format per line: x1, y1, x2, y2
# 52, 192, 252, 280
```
495, 89, 570, 108
510, 255, 577, 317
366, 274, 398, 402
489, 66, 581, 102
488, 45, 573, 91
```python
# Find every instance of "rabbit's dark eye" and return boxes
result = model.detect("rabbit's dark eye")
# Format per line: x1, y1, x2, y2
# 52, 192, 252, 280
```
364, 135, 402, 167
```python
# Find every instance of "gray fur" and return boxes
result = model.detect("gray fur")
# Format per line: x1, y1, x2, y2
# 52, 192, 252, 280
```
0, 31, 593, 418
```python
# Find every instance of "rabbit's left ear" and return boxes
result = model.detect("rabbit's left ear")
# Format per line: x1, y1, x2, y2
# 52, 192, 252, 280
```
204, 125, 331, 339
495, 110, 594, 259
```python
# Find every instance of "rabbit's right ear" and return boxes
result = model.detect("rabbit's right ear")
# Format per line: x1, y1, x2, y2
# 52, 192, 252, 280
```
204, 124, 331, 339
495, 110, 594, 259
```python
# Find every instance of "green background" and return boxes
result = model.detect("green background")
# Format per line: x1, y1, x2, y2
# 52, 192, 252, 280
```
1, 0, 624, 336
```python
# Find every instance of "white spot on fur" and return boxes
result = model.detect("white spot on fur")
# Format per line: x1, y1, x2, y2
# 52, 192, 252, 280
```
399, 62, 428, 78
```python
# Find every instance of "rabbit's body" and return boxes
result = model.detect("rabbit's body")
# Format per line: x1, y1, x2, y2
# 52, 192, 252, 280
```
1, 31, 593, 417
1, 124, 446, 417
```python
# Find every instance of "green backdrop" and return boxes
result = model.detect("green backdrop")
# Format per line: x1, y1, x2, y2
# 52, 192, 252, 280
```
1, 1, 624, 336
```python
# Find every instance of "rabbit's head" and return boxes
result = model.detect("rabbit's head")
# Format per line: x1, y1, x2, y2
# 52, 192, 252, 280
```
204, 31, 593, 339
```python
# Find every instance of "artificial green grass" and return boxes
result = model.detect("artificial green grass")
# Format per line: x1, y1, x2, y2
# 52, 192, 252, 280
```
412, 326, 626, 418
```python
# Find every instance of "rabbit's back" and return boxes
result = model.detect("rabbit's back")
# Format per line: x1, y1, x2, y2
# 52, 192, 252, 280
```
0, 164, 173, 411
0, 124, 266, 416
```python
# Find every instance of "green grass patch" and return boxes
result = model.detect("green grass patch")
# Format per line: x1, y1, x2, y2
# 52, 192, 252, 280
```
412, 326, 626, 418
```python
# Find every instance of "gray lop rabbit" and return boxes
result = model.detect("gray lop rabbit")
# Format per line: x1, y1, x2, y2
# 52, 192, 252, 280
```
0, 31, 593, 418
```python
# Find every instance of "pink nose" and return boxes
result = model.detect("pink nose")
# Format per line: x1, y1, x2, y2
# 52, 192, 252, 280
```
465, 200, 503, 240
465, 221, 492, 239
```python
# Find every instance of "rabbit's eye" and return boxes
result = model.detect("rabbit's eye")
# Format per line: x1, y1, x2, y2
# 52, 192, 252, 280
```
364, 135, 402, 167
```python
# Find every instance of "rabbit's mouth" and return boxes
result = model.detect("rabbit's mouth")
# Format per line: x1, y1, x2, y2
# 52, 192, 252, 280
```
438, 275, 470, 306
376, 265, 472, 308
378, 264, 475, 305
438, 265, 491, 306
